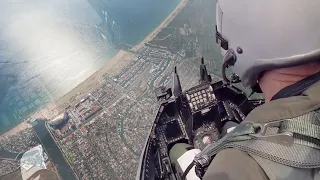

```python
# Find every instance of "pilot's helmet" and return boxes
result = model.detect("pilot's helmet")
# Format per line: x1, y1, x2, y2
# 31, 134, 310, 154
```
216, 0, 320, 88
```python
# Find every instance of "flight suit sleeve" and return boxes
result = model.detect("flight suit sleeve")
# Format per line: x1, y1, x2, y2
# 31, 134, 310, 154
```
203, 148, 269, 180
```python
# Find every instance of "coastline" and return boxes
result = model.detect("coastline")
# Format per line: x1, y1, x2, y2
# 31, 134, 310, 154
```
0, 50, 133, 138
0, 0, 187, 138
131, 0, 187, 51
55, 50, 133, 109
0, 122, 31, 140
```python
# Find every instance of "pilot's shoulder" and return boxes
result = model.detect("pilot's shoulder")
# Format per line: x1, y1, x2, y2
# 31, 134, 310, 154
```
203, 148, 269, 180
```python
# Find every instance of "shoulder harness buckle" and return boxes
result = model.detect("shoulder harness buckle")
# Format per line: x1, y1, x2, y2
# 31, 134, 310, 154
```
249, 120, 294, 146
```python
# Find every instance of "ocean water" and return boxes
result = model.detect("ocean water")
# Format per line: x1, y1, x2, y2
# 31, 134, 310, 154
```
0, 0, 180, 134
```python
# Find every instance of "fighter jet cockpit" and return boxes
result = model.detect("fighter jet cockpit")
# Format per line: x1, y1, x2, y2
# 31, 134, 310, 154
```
136, 58, 264, 180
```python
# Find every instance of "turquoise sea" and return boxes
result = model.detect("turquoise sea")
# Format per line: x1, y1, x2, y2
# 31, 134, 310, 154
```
0, 0, 180, 134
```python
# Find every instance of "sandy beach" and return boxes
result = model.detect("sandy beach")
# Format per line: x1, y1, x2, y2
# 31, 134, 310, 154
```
55, 50, 133, 109
56, 0, 187, 109
131, 0, 187, 51
0, 122, 31, 140
0, 0, 187, 138
0, 50, 133, 138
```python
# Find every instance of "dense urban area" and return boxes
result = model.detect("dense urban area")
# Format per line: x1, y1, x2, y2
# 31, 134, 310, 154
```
0, 0, 223, 179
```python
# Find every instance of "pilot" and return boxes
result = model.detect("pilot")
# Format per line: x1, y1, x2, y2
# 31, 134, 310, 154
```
170, 0, 320, 180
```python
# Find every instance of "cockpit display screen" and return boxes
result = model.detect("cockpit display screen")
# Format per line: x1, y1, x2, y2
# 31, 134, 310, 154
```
163, 120, 183, 142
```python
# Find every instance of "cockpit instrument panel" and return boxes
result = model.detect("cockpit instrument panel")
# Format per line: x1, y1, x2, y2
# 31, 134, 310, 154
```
185, 84, 217, 112
161, 120, 184, 143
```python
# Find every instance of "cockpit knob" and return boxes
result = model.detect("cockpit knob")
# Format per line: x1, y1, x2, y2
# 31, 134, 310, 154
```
212, 93, 216, 100
209, 85, 213, 92
186, 94, 191, 101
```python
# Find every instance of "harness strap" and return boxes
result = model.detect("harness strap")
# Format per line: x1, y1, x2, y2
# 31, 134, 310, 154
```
195, 118, 320, 172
